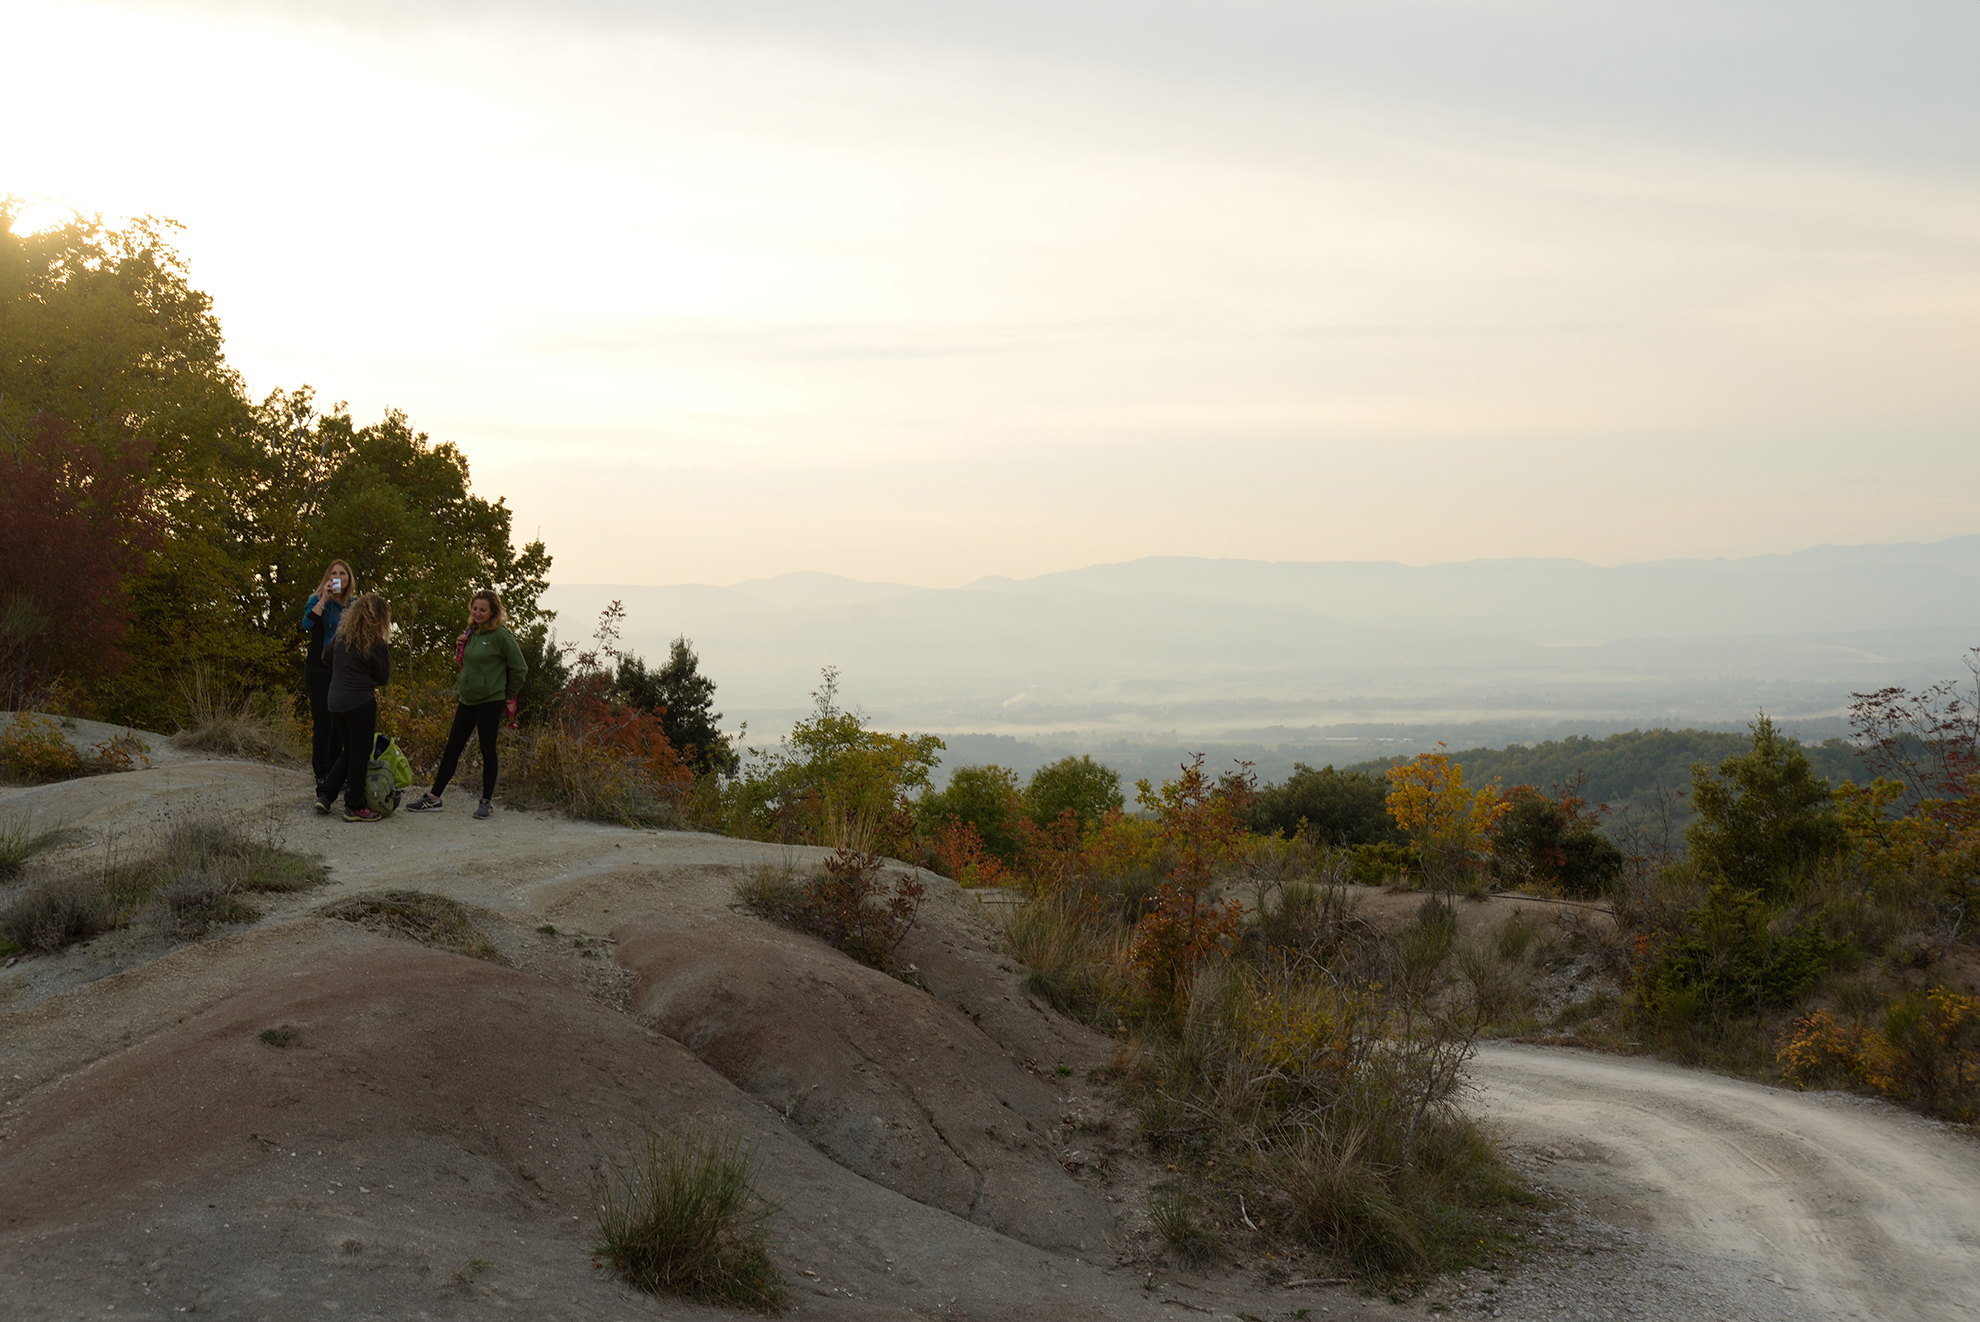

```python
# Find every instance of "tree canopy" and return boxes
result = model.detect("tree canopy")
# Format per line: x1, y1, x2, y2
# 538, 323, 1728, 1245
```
0, 202, 550, 725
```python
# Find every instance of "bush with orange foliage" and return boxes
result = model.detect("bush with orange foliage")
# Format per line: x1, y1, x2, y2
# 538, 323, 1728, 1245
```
1778, 986, 1980, 1121
929, 818, 1007, 888
1385, 746, 1508, 894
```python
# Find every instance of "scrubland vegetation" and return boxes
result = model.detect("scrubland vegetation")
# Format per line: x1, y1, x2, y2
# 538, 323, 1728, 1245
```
5, 202, 1976, 1295
0, 816, 325, 954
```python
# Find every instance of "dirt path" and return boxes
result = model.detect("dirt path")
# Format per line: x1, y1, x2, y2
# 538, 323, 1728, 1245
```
1468, 1043, 1980, 1322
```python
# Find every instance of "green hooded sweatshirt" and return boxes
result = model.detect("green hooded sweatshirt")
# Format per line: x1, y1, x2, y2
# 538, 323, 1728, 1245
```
459, 626, 528, 705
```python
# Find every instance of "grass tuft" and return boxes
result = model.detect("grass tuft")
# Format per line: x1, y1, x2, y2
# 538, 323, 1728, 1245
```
594, 1117, 783, 1312
0, 876, 116, 951
0, 810, 65, 877
170, 670, 306, 763
319, 890, 498, 960
1272, 1125, 1425, 1276
1149, 1184, 1223, 1269
0, 817, 323, 950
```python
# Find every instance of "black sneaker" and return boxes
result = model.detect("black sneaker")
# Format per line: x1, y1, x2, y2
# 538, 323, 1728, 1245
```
473, 799, 494, 820
407, 793, 445, 812
313, 799, 332, 815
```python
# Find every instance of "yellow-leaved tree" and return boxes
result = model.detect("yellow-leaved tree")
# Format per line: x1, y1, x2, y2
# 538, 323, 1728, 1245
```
1384, 747, 1508, 894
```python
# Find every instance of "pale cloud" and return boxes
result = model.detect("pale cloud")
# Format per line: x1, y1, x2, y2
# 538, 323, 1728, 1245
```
6, 0, 1976, 584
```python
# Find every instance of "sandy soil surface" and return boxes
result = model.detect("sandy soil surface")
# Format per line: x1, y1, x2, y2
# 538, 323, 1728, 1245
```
1466, 1043, 1980, 1322
4, 742, 1979, 1320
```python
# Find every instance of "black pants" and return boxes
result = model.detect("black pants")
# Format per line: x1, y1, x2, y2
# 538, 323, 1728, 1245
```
305, 662, 336, 784
323, 699, 378, 810
431, 700, 503, 801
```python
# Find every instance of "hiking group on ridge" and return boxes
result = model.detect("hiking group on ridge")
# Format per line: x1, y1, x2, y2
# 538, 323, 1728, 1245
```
299, 560, 527, 824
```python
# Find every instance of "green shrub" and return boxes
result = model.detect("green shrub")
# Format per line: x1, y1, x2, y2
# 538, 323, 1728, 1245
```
1022, 755, 1125, 838
1491, 786, 1623, 897
1632, 883, 1842, 1031
734, 848, 926, 971
0, 712, 83, 782
1348, 841, 1418, 886
1687, 716, 1845, 893
722, 669, 942, 851
594, 1118, 782, 1311
1251, 764, 1404, 846
916, 764, 1025, 863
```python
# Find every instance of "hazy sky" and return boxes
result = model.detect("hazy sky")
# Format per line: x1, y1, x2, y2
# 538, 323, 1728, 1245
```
7, 0, 1978, 585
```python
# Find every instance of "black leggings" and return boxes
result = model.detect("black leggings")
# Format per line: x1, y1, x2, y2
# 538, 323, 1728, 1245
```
431, 700, 503, 801
305, 662, 336, 785
324, 699, 378, 810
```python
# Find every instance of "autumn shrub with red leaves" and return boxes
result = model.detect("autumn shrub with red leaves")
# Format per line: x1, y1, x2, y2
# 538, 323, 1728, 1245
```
507, 671, 693, 825
929, 818, 1006, 888
736, 847, 926, 971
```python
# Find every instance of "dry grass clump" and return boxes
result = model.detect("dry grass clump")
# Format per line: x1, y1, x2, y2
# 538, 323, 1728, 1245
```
0, 809, 65, 878
1002, 894, 1137, 1024
506, 724, 687, 827
318, 890, 498, 961
0, 817, 325, 951
1148, 1184, 1223, 1269
594, 1117, 783, 1312
734, 848, 925, 971
0, 875, 117, 951
170, 671, 306, 763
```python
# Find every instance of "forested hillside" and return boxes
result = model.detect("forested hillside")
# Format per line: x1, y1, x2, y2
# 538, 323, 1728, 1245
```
1348, 727, 1868, 809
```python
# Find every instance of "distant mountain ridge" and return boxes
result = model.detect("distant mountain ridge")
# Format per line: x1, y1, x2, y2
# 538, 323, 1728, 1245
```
546, 534, 1980, 736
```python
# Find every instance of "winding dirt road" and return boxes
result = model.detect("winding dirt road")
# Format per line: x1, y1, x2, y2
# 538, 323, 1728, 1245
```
1468, 1043, 1980, 1322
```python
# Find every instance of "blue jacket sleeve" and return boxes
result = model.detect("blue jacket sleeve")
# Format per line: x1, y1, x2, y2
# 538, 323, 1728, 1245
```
301, 594, 322, 633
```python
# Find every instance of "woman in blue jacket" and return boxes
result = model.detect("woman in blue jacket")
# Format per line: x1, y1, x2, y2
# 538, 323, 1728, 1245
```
299, 559, 355, 793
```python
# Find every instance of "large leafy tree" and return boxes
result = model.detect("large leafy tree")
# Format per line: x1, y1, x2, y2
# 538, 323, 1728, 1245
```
1, 201, 551, 725
1250, 762, 1404, 846
1022, 754, 1124, 838
0, 414, 158, 707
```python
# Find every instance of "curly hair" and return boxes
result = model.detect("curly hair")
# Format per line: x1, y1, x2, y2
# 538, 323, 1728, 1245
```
338, 592, 392, 655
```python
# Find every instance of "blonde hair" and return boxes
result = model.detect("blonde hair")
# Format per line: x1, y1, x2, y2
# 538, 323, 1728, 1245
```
470, 588, 508, 633
320, 559, 356, 604
338, 593, 391, 654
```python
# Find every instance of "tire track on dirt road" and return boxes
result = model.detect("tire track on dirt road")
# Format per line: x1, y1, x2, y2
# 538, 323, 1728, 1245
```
1468, 1043, 1980, 1322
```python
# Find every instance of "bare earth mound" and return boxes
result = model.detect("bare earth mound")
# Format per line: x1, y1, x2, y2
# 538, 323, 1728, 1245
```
5, 748, 1979, 1319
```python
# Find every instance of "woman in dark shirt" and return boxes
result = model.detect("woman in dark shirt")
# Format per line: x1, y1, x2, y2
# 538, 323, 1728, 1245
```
319, 592, 392, 822
299, 559, 356, 792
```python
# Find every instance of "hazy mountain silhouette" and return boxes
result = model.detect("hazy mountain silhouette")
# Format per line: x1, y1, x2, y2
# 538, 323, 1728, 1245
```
545, 536, 1980, 743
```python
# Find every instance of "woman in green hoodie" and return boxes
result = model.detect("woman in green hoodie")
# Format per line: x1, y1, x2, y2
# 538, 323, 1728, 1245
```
407, 588, 527, 820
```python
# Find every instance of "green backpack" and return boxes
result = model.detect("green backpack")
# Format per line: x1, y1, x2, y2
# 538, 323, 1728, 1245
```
366, 733, 415, 816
